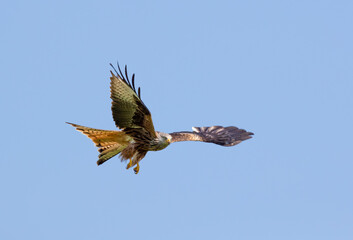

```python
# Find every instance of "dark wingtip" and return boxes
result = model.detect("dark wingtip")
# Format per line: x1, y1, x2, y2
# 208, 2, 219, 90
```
110, 63, 119, 76
125, 65, 130, 81
132, 73, 136, 91
245, 131, 254, 138
110, 61, 141, 99
238, 130, 254, 141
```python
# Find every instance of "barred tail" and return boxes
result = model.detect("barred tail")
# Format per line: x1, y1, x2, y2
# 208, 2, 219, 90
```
66, 122, 130, 165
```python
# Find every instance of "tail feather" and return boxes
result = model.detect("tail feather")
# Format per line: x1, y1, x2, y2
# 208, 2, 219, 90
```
66, 122, 129, 147
66, 122, 130, 165
97, 144, 126, 165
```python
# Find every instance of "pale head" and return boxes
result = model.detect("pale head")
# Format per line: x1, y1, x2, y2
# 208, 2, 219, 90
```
153, 131, 172, 151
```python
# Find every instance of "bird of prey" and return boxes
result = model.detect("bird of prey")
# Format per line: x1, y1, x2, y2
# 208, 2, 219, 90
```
67, 63, 253, 174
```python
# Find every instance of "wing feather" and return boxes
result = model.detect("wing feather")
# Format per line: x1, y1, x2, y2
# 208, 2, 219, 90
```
170, 126, 253, 146
109, 64, 156, 138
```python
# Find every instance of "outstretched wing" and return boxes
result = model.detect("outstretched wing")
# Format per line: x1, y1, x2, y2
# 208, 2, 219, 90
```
170, 126, 253, 146
109, 64, 156, 138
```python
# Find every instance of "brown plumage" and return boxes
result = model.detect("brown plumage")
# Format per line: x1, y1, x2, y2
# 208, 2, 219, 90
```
170, 126, 253, 146
67, 63, 254, 174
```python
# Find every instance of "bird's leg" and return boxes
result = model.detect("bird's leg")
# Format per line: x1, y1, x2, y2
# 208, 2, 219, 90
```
126, 158, 132, 169
133, 163, 140, 174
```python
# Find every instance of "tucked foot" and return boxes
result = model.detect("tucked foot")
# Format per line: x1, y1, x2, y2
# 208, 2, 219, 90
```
126, 158, 132, 169
133, 163, 140, 174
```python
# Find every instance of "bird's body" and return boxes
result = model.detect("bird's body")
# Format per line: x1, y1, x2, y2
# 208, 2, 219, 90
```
68, 63, 253, 174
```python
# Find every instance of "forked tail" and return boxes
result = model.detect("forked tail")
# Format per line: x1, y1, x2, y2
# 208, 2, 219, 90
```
66, 122, 130, 165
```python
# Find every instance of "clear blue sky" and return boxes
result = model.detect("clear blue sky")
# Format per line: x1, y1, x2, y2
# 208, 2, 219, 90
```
1, 0, 353, 239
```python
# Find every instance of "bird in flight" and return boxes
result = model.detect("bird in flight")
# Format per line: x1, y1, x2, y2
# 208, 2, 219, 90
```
67, 63, 253, 174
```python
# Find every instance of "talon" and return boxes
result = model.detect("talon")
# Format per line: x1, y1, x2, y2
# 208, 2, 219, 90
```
126, 158, 132, 169
133, 163, 140, 174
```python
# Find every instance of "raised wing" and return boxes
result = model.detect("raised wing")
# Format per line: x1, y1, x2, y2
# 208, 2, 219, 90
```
109, 64, 156, 138
170, 126, 253, 146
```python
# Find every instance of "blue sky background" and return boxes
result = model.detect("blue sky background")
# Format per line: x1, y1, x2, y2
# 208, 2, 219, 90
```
1, 0, 353, 239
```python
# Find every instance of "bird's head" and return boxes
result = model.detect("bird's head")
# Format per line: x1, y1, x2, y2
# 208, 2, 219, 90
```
155, 132, 172, 150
